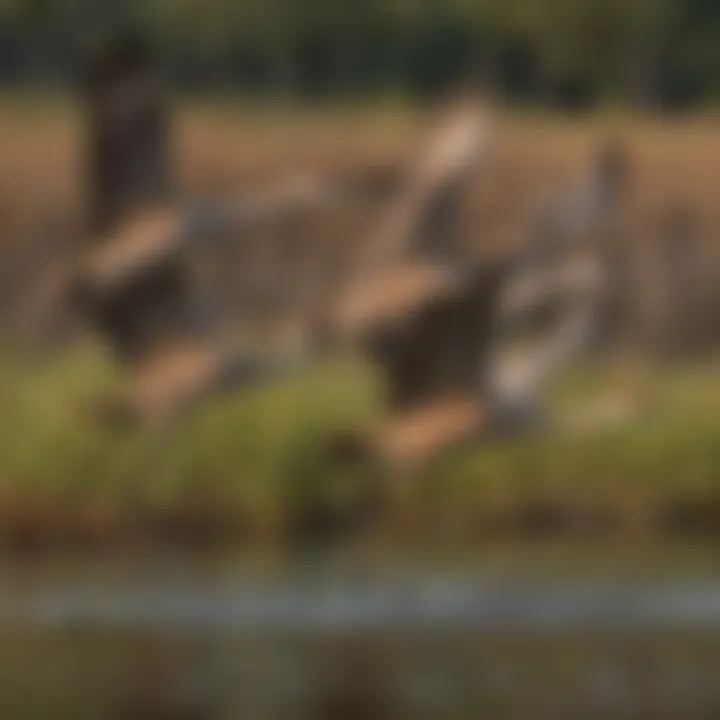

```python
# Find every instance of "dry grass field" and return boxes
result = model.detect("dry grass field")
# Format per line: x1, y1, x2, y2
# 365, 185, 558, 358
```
3, 101, 720, 348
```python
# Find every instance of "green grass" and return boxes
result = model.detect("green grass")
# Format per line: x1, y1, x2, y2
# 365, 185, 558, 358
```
444, 362, 720, 490
0, 344, 376, 506
2, 346, 720, 544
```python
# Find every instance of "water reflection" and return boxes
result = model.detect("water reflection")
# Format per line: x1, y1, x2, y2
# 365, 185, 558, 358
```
2, 548, 720, 718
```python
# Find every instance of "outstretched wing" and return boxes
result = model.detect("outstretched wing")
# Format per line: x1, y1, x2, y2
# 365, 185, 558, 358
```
487, 147, 624, 426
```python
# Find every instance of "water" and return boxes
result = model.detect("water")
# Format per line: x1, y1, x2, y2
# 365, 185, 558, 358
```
2, 545, 720, 718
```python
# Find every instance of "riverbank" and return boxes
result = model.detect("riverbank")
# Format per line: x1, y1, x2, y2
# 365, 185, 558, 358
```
2, 346, 720, 554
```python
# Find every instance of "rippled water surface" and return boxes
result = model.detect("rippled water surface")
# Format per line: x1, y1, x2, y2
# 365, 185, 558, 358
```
3, 545, 720, 718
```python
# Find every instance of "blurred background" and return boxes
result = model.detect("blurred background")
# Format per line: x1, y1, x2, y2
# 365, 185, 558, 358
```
1, 0, 720, 108
3, 1, 720, 718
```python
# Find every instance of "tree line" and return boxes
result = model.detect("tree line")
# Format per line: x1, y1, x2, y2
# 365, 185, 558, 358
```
1, 0, 719, 108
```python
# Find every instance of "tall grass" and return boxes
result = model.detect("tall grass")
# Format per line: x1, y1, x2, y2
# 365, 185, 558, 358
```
2, 345, 720, 546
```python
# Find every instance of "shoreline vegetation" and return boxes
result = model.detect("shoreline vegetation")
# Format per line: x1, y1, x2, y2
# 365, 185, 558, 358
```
3, 105, 720, 554
2, 345, 720, 554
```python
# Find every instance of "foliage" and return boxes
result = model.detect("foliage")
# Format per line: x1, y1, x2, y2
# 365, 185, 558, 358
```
1, 0, 720, 107
3, 346, 720, 546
